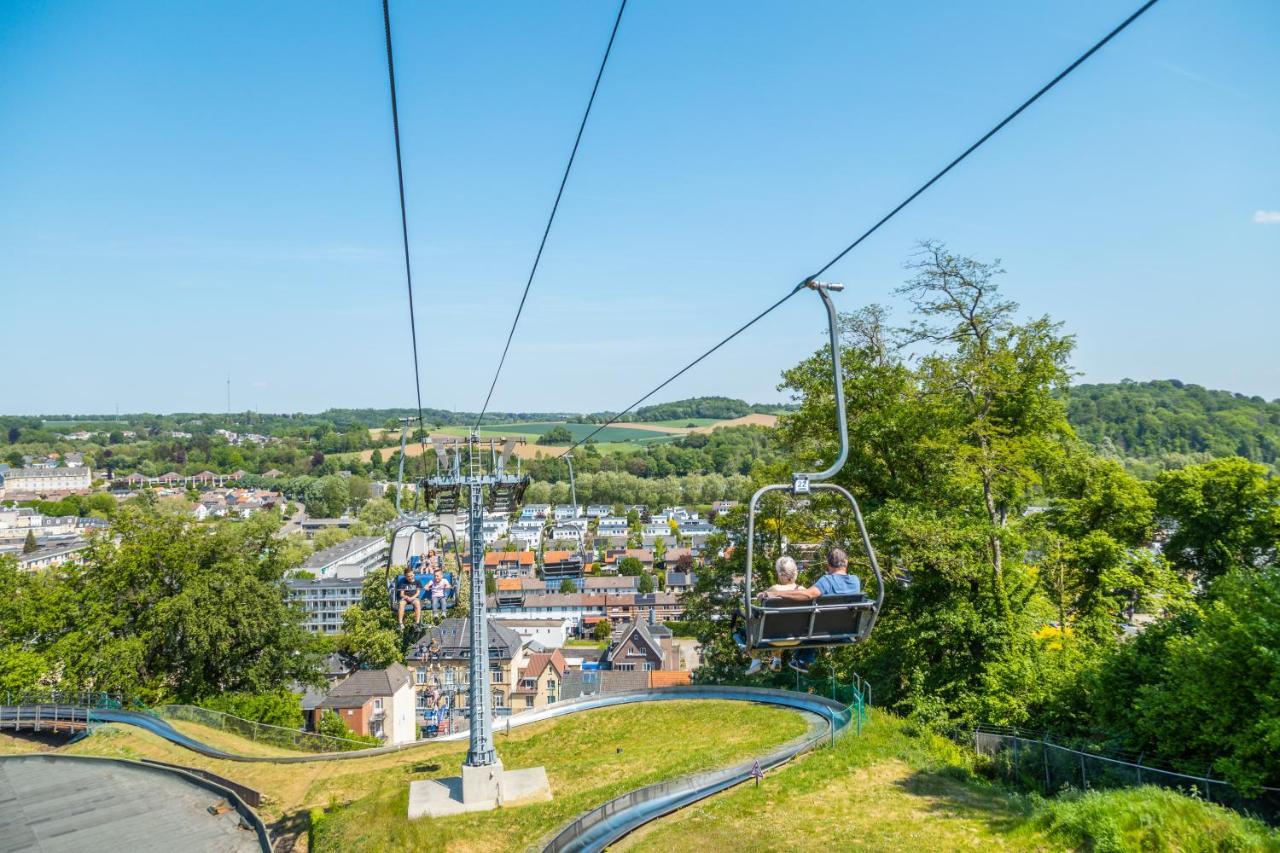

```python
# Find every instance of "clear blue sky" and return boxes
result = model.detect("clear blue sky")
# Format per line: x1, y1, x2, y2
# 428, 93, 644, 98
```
2, 0, 1277, 415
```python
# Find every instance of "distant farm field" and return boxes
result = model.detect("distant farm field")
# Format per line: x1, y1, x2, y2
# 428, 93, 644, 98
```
436, 422, 666, 444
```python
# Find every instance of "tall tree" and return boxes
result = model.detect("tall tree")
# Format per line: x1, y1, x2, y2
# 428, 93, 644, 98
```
1154, 457, 1280, 583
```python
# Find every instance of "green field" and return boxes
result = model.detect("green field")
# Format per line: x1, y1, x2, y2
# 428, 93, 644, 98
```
437, 422, 676, 444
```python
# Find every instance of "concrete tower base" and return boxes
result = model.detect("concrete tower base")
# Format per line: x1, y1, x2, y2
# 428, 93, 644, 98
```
408, 760, 552, 819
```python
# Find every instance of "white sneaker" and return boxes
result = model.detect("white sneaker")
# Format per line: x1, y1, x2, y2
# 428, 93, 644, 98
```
769, 657, 782, 672
745, 658, 764, 676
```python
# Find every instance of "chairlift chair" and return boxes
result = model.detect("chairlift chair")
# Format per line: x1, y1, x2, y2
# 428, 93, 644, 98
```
486, 475, 529, 513
386, 519, 463, 614
736, 281, 885, 654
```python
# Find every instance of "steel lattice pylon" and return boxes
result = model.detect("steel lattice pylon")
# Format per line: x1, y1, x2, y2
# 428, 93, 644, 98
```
420, 430, 527, 768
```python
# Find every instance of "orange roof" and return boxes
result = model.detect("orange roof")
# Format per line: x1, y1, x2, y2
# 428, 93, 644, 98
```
485, 551, 535, 567
496, 578, 523, 591
606, 549, 653, 564
649, 671, 692, 688
520, 649, 567, 679
542, 550, 577, 562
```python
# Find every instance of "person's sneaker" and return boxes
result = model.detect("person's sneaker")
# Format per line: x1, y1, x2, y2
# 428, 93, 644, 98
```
745, 658, 764, 676
769, 656, 782, 672
788, 659, 810, 674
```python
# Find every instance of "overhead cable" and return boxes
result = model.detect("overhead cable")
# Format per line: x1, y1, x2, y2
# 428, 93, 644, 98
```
557, 0, 1162, 458
474, 0, 629, 429
381, 0, 429, 486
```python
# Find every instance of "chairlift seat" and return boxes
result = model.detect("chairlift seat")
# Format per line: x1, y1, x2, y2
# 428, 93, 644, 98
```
746, 593, 877, 650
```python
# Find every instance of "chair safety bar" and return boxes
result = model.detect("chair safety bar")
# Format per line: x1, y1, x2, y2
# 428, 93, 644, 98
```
743, 481, 885, 626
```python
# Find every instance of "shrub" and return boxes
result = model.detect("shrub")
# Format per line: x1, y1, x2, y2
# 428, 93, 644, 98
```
1030, 786, 1279, 853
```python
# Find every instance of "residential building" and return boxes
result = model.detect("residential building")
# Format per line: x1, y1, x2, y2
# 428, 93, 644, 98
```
0, 466, 92, 496
665, 570, 698, 596
287, 577, 365, 634
481, 512, 510, 545
662, 547, 696, 569
495, 618, 571, 649
300, 517, 357, 539
484, 550, 536, 578
519, 504, 550, 521
303, 536, 388, 579
604, 548, 654, 570
541, 550, 585, 580
552, 504, 583, 521
642, 523, 672, 538
314, 664, 415, 744
16, 541, 89, 572
585, 505, 613, 518
678, 520, 716, 536
596, 516, 629, 538
550, 519, 588, 546
406, 618, 527, 720
489, 590, 684, 632
602, 621, 678, 672
511, 650, 567, 710
508, 522, 544, 550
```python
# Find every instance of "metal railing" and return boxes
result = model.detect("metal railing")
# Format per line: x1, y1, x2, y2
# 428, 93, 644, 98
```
969, 727, 1280, 824
1, 690, 125, 710
541, 686, 854, 852
151, 705, 373, 753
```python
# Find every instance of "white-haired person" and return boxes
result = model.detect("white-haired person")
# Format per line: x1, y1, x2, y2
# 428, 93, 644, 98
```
745, 555, 802, 675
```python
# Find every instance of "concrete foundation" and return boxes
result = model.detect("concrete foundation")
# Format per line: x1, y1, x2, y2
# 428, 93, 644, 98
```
408, 761, 552, 819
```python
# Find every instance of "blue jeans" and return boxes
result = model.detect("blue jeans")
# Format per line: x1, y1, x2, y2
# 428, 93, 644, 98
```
430, 596, 446, 614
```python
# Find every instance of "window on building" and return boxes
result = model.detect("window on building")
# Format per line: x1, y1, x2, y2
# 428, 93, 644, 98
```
374, 698, 384, 712
415, 668, 426, 685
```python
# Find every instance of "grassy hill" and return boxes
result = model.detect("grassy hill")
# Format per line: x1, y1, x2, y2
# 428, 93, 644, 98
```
1066, 379, 1280, 472
7, 702, 1274, 852
621, 714, 1279, 853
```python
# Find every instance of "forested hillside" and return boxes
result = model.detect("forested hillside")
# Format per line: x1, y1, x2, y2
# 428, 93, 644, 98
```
1066, 380, 1280, 472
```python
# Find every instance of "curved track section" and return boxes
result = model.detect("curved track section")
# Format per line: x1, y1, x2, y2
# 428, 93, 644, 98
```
2, 687, 854, 852
2, 686, 850, 764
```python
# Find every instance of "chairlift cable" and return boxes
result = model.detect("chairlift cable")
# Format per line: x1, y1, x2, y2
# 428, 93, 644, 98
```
474, 0, 628, 430
381, 0, 430, 483
557, 0, 1161, 458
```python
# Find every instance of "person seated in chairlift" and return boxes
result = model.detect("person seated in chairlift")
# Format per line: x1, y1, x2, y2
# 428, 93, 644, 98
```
428, 568, 452, 615
395, 566, 424, 628
775, 548, 862, 673
745, 556, 802, 676
425, 549, 438, 572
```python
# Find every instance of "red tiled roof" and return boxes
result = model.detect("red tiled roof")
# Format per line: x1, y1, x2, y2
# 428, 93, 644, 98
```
485, 551, 535, 567
542, 550, 577, 563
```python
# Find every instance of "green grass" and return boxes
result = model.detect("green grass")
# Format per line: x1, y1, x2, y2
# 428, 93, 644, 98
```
1022, 786, 1280, 852
619, 713, 1040, 852
620, 714, 1280, 853
310, 700, 808, 851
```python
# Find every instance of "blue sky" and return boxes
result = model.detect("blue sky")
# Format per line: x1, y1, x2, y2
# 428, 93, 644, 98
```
2, 0, 1277, 415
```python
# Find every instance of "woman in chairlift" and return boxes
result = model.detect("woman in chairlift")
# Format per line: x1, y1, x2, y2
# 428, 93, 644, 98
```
745, 556, 802, 675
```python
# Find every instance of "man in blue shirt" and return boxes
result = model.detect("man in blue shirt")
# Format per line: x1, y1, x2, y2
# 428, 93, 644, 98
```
776, 548, 861, 672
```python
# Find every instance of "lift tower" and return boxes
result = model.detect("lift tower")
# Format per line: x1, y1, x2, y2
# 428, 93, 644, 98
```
419, 431, 533, 800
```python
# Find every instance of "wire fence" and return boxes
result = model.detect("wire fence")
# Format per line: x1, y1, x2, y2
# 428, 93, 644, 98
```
151, 705, 374, 753
969, 727, 1280, 824
707, 671, 871, 733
